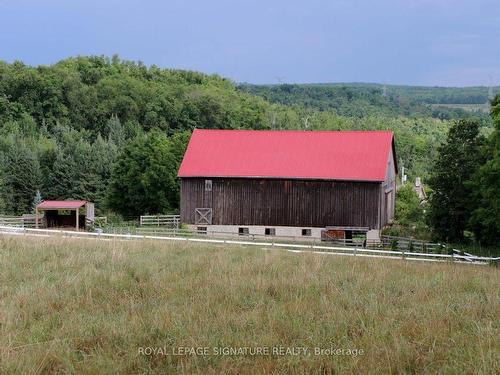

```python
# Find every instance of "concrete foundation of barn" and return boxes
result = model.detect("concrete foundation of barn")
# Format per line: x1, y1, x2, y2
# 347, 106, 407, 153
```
187, 224, 381, 243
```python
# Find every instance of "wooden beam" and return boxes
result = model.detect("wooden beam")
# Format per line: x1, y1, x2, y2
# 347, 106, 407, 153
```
75, 209, 79, 231
35, 208, 38, 229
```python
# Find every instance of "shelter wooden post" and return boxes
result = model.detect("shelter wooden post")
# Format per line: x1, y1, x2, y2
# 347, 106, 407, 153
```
75, 209, 79, 231
35, 208, 38, 229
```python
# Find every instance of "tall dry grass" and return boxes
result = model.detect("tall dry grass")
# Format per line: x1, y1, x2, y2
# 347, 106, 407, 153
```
0, 235, 498, 374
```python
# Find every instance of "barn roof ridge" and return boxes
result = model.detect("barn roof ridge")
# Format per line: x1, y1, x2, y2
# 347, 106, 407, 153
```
192, 128, 394, 134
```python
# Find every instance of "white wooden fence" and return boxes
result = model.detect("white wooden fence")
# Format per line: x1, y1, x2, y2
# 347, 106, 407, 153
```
380, 235, 444, 252
139, 215, 180, 228
0, 215, 40, 228
0, 225, 497, 266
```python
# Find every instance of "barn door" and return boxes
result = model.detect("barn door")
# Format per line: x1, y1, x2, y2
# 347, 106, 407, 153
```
195, 208, 212, 224
195, 179, 213, 225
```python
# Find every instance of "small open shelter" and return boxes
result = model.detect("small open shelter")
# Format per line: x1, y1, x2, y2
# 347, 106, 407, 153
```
35, 200, 94, 230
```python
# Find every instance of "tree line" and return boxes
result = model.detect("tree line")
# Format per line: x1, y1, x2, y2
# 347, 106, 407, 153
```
237, 83, 494, 121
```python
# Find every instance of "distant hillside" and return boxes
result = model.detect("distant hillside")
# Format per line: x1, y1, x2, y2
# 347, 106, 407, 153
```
237, 83, 496, 122
336, 83, 500, 104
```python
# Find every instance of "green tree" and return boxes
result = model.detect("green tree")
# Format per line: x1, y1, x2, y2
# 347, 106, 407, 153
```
427, 120, 486, 242
0, 162, 5, 214
1, 140, 41, 215
395, 184, 424, 227
384, 184, 427, 238
469, 96, 500, 245
87, 134, 118, 210
43, 135, 117, 211
105, 115, 126, 147
107, 131, 181, 217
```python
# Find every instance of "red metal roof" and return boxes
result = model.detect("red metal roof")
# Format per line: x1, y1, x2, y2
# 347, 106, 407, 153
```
178, 129, 395, 182
36, 200, 87, 210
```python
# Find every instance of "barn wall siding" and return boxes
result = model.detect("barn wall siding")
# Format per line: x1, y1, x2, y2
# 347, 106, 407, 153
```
180, 178, 383, 229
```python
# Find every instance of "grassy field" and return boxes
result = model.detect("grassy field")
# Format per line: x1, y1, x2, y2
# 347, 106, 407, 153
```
0, 236, 498, 374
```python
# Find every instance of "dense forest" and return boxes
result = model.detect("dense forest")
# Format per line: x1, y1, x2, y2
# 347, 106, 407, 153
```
238, 83, 495, 120
0, 56, 498, 247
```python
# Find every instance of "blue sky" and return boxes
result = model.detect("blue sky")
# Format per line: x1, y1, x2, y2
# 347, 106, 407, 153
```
1, 0, 499, 86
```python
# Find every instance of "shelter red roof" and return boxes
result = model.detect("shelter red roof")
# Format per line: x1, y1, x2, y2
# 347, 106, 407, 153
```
178, 129, 395, 182
36, 200, 88, 210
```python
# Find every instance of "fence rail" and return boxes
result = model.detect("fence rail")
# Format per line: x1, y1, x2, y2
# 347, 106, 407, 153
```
0, 225, 497, 266
0, 215, 40, 228
139, 215, 180, 228
381, 235, 444, 252
101, 227, 448, 252
103, 226, 383, 247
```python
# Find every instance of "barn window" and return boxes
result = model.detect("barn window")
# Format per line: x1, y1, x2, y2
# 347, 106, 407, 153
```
302, 228, 312, 236
197, 226, 207, 234
205, 179, 212, 191
265, 228, 275, 236
238, 227, 249, 235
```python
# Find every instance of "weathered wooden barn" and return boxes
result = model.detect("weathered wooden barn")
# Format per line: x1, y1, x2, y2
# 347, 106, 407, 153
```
178, 129, 397, 241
